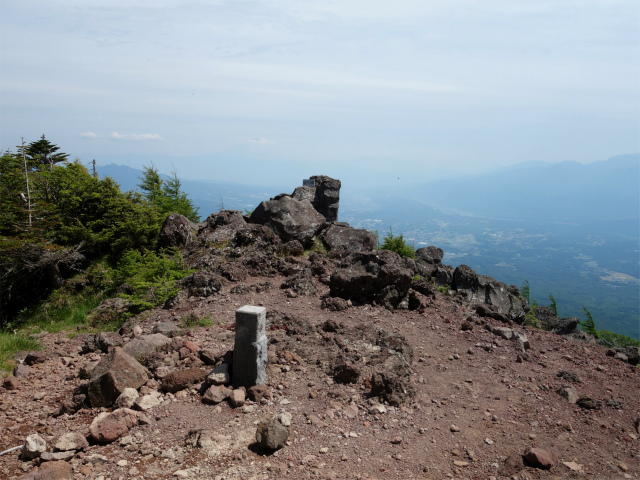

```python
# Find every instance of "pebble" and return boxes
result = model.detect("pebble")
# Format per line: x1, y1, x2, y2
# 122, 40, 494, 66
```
484, 437, 494, 445
450, 425, 460, 432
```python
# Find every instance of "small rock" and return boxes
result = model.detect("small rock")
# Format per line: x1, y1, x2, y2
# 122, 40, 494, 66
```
40, 450, 75, 462
453, 460, 469, 467
3, 376, 20, 390
115, 388, 139, 409
230, 389, 246, 408
134, 394, 162, 411
523, 447, 554, 470
368, 404, 387, 415
576, 396, 602, 410
484, 437, 494, 445
391, 436, 403, 444
556, 386, 579, 404
206, 363, 231, 385
203, 385, 231, 404
344, 405, 359, 418
450, 425, 460, 432
55, 432, 89, 451
22, 434, 47, 460
89, 408, 138, 443
13, 364, 30, 378
563, 461, 583, 471
256, 412, 292, 450
24, 351, 47, 365
247, 385, 268, 402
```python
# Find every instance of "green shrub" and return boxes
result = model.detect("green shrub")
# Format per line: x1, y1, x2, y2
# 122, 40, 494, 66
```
112, 248, 193, 313
379, 228, 415, 259
180, 313, 213, 329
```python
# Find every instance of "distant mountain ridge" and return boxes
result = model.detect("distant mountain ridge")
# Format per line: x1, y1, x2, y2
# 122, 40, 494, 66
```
404, 154, 639, 223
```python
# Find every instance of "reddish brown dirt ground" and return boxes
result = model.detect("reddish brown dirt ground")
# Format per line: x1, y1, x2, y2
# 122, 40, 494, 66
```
1, 273, 638, 480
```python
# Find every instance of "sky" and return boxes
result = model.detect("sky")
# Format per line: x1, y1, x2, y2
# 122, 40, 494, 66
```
1, 1, 638, 188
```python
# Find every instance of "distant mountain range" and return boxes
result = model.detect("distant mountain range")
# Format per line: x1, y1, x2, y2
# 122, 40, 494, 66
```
403, 154, 639, 225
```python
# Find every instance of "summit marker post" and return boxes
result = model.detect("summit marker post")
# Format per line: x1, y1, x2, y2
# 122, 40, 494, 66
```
233, 305, 267, 388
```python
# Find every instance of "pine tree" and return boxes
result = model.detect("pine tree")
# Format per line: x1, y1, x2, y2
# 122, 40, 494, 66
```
580, 306, 599, 338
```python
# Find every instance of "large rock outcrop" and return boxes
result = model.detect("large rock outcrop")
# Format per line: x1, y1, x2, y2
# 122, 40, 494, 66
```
321, 222, 377, 257
453, 265, 526, 323
309, 175, 341, 222
157, 213, 198, 249
249, 195, 326, 247
329, 250, 414, 308
534, 306, 580, 335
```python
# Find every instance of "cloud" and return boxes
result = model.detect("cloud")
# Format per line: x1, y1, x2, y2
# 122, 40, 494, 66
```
110, 132, 163, 141
249, 137, 275, 145
80, 131, 98, 139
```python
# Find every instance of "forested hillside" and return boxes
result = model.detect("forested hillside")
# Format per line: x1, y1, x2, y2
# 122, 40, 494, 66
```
0, 136, 197, 327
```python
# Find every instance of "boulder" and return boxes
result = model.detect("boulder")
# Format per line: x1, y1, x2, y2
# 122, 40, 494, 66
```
329, 250, 414, 308
157, 213, 198, 249
309, 175, 341, 222
81, 332, 124, 354
24, 352, 47, 365
88, 347, 149, 408
255, 412, 292, 450
89, 408, 138, 443
617, 346, 640, 366
152, 322, 180, 337
534, 306, 580, 335
415, 246, 443, 265
122, 334, 172, 360
452, 267, 526, 323
452, 265, 479, 299
249, 195, 326, 247
181, 271, 222, 298
199, 210, 246, 242
321, 223, 377, 257
280, 269, 317, 296
281, 240, 304, 256
434, 264, 454, 286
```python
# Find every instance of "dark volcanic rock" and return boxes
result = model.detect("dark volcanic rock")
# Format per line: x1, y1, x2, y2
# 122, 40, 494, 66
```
181, 271, 222, 297
415, 246, 443, 265
329, 250, 414, 308
310, 175, 341, 222
321, 223, 377, 257
281, 240, 304, 256
534, 306, 580, 335
249, 195, 326, 247
280, 269, 317, 296
452, 265, 480, 299
198, 210, 246, 245
157, 213, 198, 249
434, 264, 454, 286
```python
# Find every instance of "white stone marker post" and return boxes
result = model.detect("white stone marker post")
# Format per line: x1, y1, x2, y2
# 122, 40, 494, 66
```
233, 305, 267, 389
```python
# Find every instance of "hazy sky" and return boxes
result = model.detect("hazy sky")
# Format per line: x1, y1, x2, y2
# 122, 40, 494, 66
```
1, 1, 638, 186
